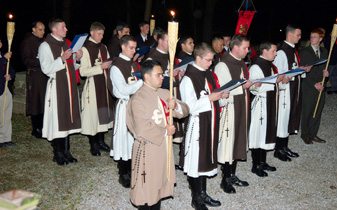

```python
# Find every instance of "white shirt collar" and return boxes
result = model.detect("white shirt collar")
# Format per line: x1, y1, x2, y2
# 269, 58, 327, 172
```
284, 40, 295, 48
311, 45, 319, 51
141, 33, 147, 41
229, 52, 241, 61
89, 37, 99, 44
51, 33, 63, 41
156, 48, 168, 54
192, 62, 206, 71
119, 53, 131, 61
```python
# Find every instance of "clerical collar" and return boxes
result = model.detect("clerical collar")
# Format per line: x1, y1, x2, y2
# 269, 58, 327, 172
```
89, 37, 100, 44
144, 82, 157, 91
260, 55, 270, 61
51, 33, 63, 41
192, 62, 206, 71
119, 53, 131, 61
184, 51, 192, 55
229, 52, 241, 61
156, 48, 168, 54
284, 40, 295, 48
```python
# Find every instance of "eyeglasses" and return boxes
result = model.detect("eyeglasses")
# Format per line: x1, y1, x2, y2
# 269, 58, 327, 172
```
201, 57, 213, 63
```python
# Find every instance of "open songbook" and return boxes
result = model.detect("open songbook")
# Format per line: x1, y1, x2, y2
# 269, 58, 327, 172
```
279, 68, 305, 78
174, 57, 194, 73
251, 74, 278, 84
70, 33, 88, 52
214, 79, 246, 92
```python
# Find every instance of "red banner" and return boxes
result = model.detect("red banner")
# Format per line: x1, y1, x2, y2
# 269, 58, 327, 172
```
235, 11, 255, 36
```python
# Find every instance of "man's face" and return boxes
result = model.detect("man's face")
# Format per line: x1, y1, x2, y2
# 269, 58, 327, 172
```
140, 24, 149, 35
223, 36, 231, 47
32, 22, 45, 38
233, 40, 250, 59
263, 45, 277, 61
52, 22, 67, 38
310, 32, 322, 46
289, 29, 302, 44
145, 65, 164, 89
158, 34, 168, 52
212, 39, 224, 53
182, 38, 194, 54
196, 52, 214, 70
90, 29, 104, 43
121, 40, 137, 59
118, 27, 130, 38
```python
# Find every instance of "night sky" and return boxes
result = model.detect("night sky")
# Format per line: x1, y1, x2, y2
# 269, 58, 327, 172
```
1, 0, 336, 71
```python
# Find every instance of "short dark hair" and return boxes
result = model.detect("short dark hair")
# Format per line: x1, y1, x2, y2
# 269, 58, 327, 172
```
156, 30, 167, 41
229, 35, 249, 50
259, 41, 276, 55
179, 35, 193, 45
193, 42, 214, 59
285, 25, 300, 36
120, 35, 136, 47
48, 18, 64, 31
141, 60, 161, 79
32, 21, 43, 29
139, 21, 149, 28
90, 22, 105, 31
116, 22, 130, 32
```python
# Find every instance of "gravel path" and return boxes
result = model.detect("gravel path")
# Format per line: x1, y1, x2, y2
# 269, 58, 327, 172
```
1, 95, 336, 210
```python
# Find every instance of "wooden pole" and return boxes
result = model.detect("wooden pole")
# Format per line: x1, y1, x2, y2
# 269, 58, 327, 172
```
167, 11, 179, 180
2, 18, 15, 126
313, 23, 337, 118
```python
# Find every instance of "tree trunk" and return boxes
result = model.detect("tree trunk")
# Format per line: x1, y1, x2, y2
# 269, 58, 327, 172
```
202, 0, 217, 42
144, 0, 153, 22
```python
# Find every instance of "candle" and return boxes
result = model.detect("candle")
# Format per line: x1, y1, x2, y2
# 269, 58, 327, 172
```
150, 15, 155, 36
7, 14, 15, 48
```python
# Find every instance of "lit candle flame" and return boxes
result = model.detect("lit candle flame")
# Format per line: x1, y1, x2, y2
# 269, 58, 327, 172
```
170, 10, 175, 19
151, 15, 154, 19
9, 14, 13, 20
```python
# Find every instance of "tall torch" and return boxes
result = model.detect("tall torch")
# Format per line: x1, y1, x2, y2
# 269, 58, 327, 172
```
167, 10, 179, 180
2, 14, 15, 125
313, 21, 337, 118
150, 15, 155, 36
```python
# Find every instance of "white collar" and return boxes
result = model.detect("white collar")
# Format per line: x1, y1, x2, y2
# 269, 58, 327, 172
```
156, 48, 168, 54
192, 62, 206, 71
284, 40, 295, 48
311, 45, 319, 51
51, 33, 63, 41
119, 53, 131, 61
89, 37, 99, 44
229, 52, 242, 61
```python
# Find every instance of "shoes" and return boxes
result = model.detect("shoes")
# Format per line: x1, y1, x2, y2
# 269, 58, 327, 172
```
301, 136, 313, 144
228, 175, 249, 187
283, 147, 299, 158
191, 196, 208, 210
200, 191, 221, 207
251, 164, 268, 177
260, 162, 276, 172
311, 136, 326, 143
31, 128, 43, 139
175, 164, 183, 171
0, 142, 15, 148
119, 174, 131, 188
220, 178, 236, 193
274, 149, 292, 161
89, 136, 101, 156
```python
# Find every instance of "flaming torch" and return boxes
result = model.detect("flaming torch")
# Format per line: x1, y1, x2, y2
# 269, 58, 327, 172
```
167, 10, 179, 180
2, 14, 15, 125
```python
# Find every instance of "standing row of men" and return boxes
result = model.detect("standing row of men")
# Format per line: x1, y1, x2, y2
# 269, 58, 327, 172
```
16, 17, 331, 210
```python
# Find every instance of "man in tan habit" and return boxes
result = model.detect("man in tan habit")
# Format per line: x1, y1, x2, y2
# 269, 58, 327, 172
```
80, 22, 113, 156
126, 60, 189, 209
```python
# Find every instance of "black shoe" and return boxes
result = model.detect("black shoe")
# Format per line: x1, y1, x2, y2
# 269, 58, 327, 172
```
301, 136, 313, 144
191, 196, 208, 210
64, 137, 77, 163
283, 147, 299, 158
220, 178, 236, 193
119, 174, 131, 188
97, 133, 110, 152
251, 165, 268, 177
200, 191, 221, 207
228, 175, 249, 187
31, 128, 43, 139
52, 139, 69, 166
260, 162, 276, 172
311, 136, 326, 143
175, 164, 183, 171
0, 142, 15, 148
89, 137, 101, 156
274, 149, 292, 161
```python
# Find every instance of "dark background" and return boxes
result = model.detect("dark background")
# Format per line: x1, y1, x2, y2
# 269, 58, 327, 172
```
0, 0, 336, 71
